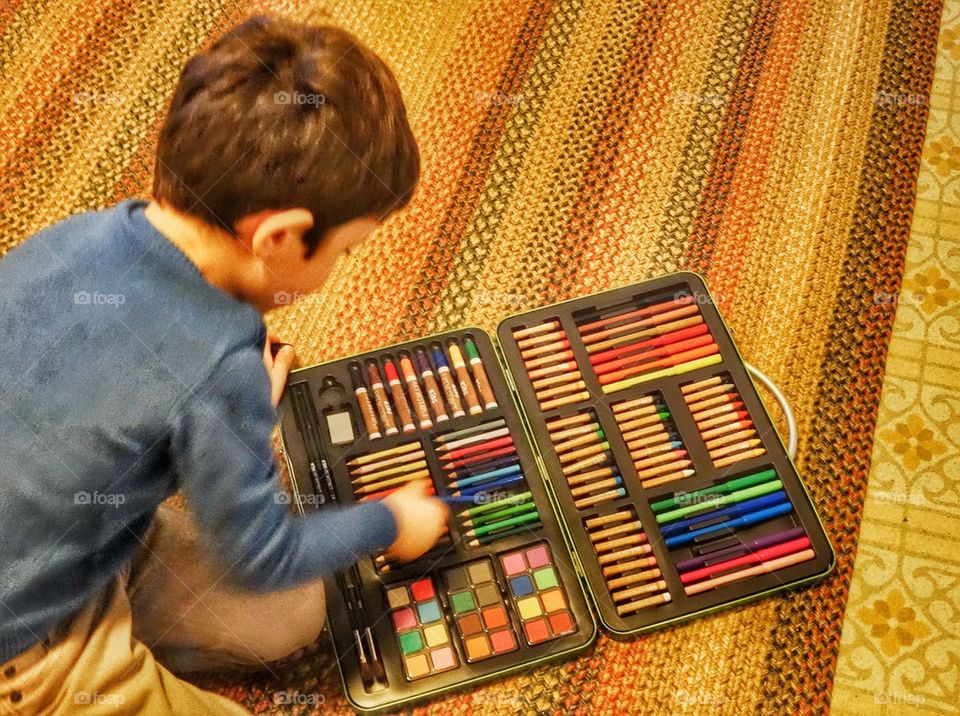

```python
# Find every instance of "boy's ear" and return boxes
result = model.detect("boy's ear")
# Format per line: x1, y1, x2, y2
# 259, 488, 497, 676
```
239, 208, 314, 258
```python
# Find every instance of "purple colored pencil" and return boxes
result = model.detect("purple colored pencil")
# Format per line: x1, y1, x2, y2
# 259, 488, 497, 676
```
676, 526, 806, 573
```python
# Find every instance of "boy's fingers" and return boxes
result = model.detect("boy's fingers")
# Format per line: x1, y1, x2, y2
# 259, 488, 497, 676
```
269, 345, 296, 404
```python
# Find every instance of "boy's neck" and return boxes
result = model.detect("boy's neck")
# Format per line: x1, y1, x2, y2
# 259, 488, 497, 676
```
143, 200, 263, 312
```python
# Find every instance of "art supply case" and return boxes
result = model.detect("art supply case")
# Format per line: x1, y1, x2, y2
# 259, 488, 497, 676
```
277, 271, 835, 713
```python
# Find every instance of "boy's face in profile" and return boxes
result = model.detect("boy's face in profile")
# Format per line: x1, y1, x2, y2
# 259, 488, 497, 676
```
242, 211, 380, 310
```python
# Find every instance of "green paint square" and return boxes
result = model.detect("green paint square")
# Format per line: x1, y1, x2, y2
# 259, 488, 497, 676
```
398, 630, 423, 655
534, 567, 558, 590
451, 590, 476, 614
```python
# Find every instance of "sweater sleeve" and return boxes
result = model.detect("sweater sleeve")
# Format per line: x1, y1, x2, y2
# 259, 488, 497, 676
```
169, 344, 397, 592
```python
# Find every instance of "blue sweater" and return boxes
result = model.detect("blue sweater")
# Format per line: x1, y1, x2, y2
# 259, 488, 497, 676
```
0, 200, 397, 663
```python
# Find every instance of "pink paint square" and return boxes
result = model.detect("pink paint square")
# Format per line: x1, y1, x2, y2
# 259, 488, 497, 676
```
501, 552, 526, 576
525, 545, 550, 569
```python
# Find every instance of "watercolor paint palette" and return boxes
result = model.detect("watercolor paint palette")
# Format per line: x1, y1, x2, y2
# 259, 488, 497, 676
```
278, 271, 833, 712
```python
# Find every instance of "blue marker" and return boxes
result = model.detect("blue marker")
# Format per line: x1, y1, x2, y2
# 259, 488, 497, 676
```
661, 492, 789, 537
664, 502, 794, 548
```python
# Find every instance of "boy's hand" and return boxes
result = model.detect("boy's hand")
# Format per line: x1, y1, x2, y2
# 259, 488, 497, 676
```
263, 334, 296, 406
382, 480, 450, 562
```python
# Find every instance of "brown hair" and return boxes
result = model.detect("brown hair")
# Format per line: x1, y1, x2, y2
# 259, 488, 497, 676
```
153, 15, 420, 255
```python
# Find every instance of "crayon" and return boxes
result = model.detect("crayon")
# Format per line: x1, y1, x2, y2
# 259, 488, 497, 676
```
448, 340, 483, 415
366, 361, 398, 435
414, 347, 448, 422
587, 520, 645, 541
635, 459, 693, 481
700, 418, 754, 440
528, 360, 579, 380
611, 579, 669, 602
708, 438, 762, 459
692, 400, 744, 422
536, 380, 587, 400
383, 358, 416, 432
541, 391, 591, 411
597, 544, 653, 564
570, 477, 622, 498
714, 448, 766, 467
602, 556, 660, 577
640, 468, 696, 488
399, 353, 432, 429
585, 510, 634, 529
349, 362, 381, 439
681, 375, 725, 394
574, 487, 626, 509
431, 344, 465, 418
616, 593, 672, 615
705, 429, 758, 450
567, 467, 619, 487
607, 568, 663, 590
463, 337, 498, 409
512, 320, 559, 339
523, 348, 576, 370
546, 414, 594, 433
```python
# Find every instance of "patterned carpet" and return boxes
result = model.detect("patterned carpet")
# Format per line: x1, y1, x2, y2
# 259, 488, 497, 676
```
833, 2, 960, 712
0, 0, 945, 713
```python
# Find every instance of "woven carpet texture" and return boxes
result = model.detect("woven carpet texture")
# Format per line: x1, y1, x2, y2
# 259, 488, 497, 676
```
0, 0, 944, 713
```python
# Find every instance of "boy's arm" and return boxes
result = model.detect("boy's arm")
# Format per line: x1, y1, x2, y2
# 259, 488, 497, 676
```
170, 344, 397, 592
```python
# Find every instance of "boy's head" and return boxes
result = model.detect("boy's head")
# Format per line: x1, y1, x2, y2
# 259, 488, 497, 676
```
152, 15, 420, 306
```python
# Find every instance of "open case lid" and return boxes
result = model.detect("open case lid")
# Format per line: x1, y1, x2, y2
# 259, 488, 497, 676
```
493, 271, 835, 636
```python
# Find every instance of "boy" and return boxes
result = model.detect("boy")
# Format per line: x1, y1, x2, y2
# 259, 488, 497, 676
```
0, 15, 448, 715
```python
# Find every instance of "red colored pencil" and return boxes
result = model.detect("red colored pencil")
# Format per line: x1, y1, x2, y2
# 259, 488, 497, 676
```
437, 435, 515, 460
440, 445, 517, 470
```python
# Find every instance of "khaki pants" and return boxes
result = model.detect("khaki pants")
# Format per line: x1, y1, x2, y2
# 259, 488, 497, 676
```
0, 506, 326, 715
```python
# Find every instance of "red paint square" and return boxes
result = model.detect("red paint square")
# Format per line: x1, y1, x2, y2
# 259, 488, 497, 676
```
524, 618, 551, 644
549, 611, 575, 636
490, 629, 518, 654
410, 578, 435, 602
